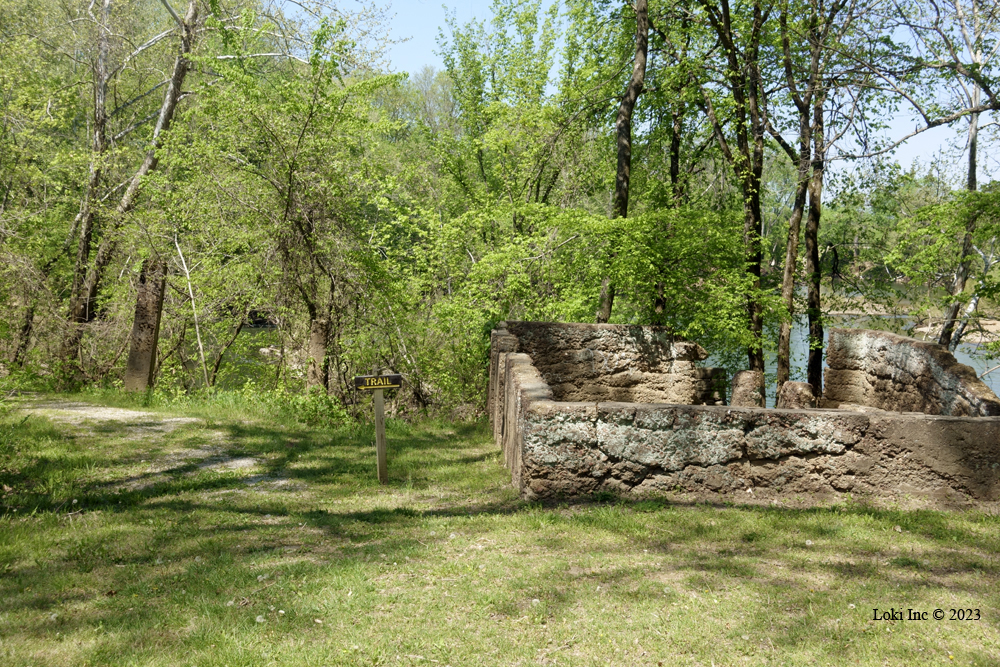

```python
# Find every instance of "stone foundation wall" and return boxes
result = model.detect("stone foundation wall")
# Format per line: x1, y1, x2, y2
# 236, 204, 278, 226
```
491, 322, 1000, 501
497, 322, 725, 405
824, 328, 1000, 417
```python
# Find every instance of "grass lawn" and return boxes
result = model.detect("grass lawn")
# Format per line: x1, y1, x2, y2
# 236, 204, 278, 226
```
1, 393, 999, 666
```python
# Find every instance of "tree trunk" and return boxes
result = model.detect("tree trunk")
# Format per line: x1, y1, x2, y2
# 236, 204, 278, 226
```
62, 0, 198, 371
805, 96, 826, 395
62, 0, 111, 381
123, 257, 167, 391
698, 0, 768, 372
11, 304, 34, 367
653, 281, 666, 323
597, 0, 648, 324
939, 107, 979, 348
307, 318, 330, 391
743, 176, 766, 373
596, 279, 616, 324
776, 168, 809, 388
669, 108, 682, 205
209, 317, 246, 386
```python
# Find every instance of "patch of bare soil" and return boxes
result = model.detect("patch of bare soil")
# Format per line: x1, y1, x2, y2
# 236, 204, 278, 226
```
24, 401, 203, 436
19, 399, 298, 494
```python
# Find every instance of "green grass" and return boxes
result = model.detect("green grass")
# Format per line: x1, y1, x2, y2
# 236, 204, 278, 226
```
1, 393, 999, 666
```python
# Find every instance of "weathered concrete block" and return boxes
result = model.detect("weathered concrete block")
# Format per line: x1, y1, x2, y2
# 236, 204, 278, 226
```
776, 381, 817, 409
824, 328, 1000, 416
731, 370, 765, 407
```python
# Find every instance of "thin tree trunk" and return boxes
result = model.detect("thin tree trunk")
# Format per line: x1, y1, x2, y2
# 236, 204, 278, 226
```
777, 171, 809, 388
744, 174, 766, 373
123, 257, 167, 391
209, 317, 246, 386
805, 96, 826, 395
11, 304, 34, 367
62, 0, 198, 370
175, 236, 209, 387
597, 0, 648, 324
939, 106, 979, 348
669, 109, 682, 204
774, 2, 822, 389
62, 0, 111, 380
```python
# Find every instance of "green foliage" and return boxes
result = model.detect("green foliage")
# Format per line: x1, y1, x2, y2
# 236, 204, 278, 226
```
3, 0, 999, 411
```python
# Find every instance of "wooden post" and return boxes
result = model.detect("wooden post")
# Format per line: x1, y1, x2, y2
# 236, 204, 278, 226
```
353, 373, 400, 484
373, 388, 388, 484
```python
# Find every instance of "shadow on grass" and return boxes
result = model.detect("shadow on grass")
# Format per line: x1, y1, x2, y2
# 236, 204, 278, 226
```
2, 404, 1000, 665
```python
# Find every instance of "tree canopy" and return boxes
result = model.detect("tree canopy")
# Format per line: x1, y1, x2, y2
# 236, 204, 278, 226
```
2, 0, 999, 411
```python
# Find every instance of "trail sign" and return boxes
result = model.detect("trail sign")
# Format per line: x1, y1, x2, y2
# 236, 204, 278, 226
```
354, 374, 402, 485
354, 374, 403, 390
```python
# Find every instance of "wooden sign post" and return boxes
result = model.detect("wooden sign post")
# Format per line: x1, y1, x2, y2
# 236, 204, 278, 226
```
354, 374, 402, 485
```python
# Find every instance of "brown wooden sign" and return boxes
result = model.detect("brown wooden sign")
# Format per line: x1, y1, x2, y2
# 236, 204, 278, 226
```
354, 374, 402, 390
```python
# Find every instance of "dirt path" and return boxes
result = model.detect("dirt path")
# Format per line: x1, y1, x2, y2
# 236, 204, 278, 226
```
19, 399, 297, 494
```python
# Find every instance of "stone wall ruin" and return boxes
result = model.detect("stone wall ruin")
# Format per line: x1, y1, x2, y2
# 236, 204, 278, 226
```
824, 328, 1000, 417
490, 321, 1000, 501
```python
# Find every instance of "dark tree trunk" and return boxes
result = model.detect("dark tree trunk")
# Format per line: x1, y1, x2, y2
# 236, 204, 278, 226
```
776, 171, 809, 388
698, 0, 768, 372
123, 257, 167, 391
597, 0, 648, 324
743, 175, 766, 373
774, 4, 820, 390
653, 281, 666, 323
805, 96, 826, 395
669, 109, 682, 204
11, 304, 34, 367
939, 108, 979, 349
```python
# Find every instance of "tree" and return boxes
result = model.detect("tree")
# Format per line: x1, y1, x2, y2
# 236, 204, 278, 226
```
190, 16, 400, 394
62, 0, 199, 384
596, 0, 648, 323
696, 0, 773, 373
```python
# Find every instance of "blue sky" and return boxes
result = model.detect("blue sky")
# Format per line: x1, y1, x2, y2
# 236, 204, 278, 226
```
386, 0, 493, 75
384, 0, 983, 184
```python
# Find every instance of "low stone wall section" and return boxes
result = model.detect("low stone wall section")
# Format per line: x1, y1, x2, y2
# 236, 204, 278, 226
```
824, 328, 1000, 417
514, 399, 1000, 501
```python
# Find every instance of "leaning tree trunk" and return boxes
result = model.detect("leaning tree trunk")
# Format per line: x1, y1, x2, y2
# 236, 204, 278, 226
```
62, 0, 198, 374
596, 0, 648, 324
123, 257, 167, 391
11, 304, 34, 367
62, 0, 111, 381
